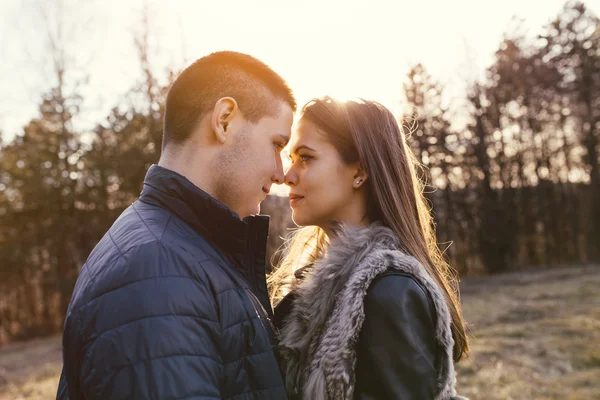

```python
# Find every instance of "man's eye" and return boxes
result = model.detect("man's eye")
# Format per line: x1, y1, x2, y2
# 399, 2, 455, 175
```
275, 142, 285, 151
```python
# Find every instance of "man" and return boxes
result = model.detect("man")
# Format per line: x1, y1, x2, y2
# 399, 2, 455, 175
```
56, 51, 295, 399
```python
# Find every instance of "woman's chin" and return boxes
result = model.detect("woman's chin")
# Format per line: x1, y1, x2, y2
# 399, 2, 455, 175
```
291, 211, 311, 227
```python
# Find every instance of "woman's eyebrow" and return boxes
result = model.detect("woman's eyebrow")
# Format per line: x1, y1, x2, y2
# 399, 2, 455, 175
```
290, 145, 316, 156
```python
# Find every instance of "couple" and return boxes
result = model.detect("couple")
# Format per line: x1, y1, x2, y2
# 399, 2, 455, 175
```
57, 51, 469, 399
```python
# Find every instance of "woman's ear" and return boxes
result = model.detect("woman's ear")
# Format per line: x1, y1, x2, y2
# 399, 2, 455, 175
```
211, 97, 238, 144
353, 166, 368, 189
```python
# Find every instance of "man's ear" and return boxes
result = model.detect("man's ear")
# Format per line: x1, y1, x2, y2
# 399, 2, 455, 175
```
353, 166, 369, 189
211, 97, 238, 144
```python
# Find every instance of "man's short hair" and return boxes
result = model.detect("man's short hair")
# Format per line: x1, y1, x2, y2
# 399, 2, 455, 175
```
163, 51, 296, 148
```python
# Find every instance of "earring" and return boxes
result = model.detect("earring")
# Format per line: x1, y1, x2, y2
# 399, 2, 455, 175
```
355, 179, 361, 185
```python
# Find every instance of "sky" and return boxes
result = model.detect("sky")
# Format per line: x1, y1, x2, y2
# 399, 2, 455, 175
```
1, 0, 597, 147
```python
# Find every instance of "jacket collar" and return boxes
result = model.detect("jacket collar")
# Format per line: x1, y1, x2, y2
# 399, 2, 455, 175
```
138, 165, 271, 303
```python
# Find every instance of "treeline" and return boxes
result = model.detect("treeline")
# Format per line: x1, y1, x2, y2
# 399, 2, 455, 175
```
403, 2, 599, 273
0, 1, 598, 343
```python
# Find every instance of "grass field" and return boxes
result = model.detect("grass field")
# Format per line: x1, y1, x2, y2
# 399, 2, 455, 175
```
455, 265, 600, 399
1, 265, 599, 399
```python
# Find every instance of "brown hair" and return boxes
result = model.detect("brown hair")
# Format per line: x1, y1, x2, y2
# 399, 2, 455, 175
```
268, 96, 469, 362
163, 51, 296, 148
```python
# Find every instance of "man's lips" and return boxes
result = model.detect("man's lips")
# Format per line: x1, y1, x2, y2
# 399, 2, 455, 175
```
262, 187, 270, 195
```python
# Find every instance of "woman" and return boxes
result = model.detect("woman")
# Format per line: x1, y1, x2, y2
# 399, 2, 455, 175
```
269, 97, 469, 399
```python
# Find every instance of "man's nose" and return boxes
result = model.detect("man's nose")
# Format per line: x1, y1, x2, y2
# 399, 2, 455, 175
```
272, 172, 284, 185
272, 157, 285, 184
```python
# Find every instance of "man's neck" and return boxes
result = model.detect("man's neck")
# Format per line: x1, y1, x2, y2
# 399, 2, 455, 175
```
159, 156, 216, 200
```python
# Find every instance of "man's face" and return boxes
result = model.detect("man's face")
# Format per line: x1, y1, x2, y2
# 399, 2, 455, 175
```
213, 101, 294, 218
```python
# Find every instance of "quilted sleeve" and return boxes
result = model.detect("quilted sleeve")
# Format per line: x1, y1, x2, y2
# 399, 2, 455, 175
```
76, 243, 223, 400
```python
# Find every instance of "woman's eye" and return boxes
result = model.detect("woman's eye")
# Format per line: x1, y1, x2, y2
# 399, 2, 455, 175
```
289, 154, 312, 164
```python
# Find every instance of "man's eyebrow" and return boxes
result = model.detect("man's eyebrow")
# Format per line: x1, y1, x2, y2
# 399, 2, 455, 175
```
277, 134, 290, 145
290, 145, 316, 156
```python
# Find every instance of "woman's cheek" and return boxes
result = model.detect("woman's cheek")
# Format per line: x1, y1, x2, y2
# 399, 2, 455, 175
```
303, 162, 319, 188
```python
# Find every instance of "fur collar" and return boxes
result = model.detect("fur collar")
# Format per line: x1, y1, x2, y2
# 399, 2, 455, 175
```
278, 224, 461, 400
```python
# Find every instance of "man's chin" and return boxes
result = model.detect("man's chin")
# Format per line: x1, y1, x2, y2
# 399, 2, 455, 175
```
243, 203, 261, 217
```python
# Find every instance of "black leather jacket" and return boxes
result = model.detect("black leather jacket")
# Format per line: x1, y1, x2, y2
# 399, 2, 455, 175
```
274, 270, 439, 399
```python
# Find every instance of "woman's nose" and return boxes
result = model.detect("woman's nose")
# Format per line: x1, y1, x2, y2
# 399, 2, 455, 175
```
284, 168, 297, 187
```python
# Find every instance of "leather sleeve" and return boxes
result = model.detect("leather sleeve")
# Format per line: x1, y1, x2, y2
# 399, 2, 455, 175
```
354, 272, 438, 400
273, 291, 296, 331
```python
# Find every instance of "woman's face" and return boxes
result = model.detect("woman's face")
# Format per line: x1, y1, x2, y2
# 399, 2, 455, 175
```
285, 118, 364, 229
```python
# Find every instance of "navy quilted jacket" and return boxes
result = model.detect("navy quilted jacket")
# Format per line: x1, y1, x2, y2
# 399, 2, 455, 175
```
56, 165, 287, 399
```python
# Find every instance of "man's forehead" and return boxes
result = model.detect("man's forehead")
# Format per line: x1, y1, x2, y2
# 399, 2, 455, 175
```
257, 116, 292, 139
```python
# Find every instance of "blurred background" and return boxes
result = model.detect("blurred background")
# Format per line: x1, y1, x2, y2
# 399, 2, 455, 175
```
0, 0, 599, 398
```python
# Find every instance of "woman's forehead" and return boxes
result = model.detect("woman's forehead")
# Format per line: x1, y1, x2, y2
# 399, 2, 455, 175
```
291, 119, 327, 144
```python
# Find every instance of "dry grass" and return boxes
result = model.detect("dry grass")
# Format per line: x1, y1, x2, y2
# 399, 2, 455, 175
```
0, 335, 62, 400
456, 265, 600, 399
0, 265, 598, 399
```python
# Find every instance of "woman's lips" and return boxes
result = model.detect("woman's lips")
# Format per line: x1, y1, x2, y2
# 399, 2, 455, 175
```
289, 194, 304, 207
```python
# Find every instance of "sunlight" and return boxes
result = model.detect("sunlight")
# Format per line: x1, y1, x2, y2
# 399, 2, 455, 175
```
3, 0, 597, 144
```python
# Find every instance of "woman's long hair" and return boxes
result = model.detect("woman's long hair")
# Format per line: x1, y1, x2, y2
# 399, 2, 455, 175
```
268, 97, 469, 361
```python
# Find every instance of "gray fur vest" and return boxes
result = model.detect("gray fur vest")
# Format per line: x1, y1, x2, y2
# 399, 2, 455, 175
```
278, 224, 462, 400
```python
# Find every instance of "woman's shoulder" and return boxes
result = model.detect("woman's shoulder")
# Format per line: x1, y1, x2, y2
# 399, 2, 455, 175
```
365, 271, 436, 323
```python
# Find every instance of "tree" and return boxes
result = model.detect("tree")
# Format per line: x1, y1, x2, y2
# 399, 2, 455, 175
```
539, 1, 600, 260
403, 64, 476, 273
